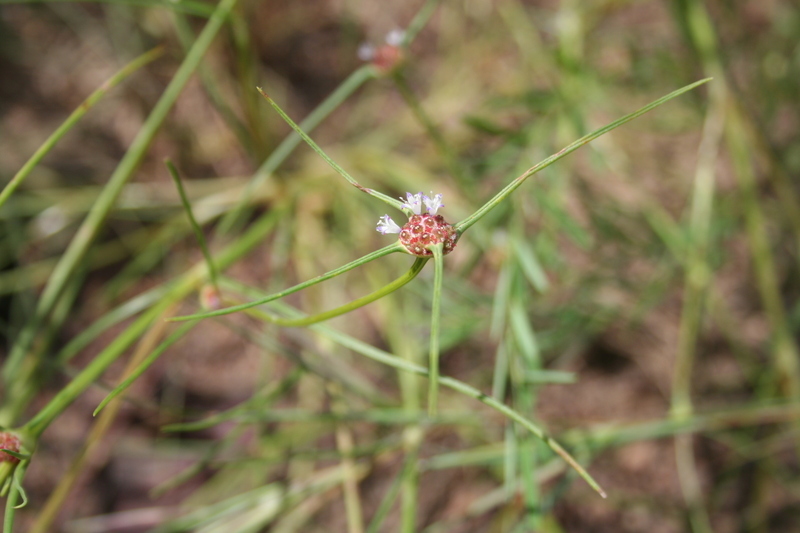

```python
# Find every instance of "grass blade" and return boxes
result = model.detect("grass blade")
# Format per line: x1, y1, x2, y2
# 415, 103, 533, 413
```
93, 321, 197, 416
256, 88, 405, 212
165, 159, 219, 288
0, 46, 163, 211
3, 0, 240, 387
170, 243, 405, 322
455, 78, 713, 233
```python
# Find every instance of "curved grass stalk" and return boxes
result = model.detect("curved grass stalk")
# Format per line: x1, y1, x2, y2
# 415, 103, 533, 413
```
256, 88, 405, 212
217, 65, 379, 234
217, 0, 442, 234
21, 207, 279, 440
166, 160, 219, 289
32, 310, 182, 533
402, 0, 441, 47
2, 460, 29, 533
0, 46, 163, 211
237, 257, 428, 328
93, 321, 198, 416
455, 78, 713, 234
265, 301, 607, 499
0, 0, 215, 16
171, 242, 406, 322
3, 0, 240, 387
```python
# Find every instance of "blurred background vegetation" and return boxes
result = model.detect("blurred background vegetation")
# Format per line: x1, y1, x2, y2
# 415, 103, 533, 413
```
1, 0, 799, 531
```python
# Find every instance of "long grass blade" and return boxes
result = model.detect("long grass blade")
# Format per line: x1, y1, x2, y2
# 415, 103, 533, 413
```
455, 78, 713, 233
0, 46, 163, 211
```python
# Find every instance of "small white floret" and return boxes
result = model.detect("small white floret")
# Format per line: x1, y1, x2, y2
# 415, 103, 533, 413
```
376, 215, 402, 234
400, 192, 425, 215
357, 43, 375, 61
385, 29, 405, 47
423, 192, 444, 215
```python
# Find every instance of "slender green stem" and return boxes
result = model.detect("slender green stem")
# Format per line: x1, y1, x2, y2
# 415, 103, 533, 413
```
2, 460, 29, 533
241, 257, 428, 328
0, 0, 215, 16
366, 457, 409, 533
171, 242, 405, 322
399, 441, 421, 533
669, 24, 727, 530
26, 300, 176, 437
455, 78, 713, 234
3, 0, 239, 385
727, 110, 800, 400
267, 302, 606, 498
165, 160, 219, 288
256, 88, 405, 212
428, 244, 444, 417
217, 66, 378, 234
402, 0, 441, 46
392, 74, 466, 185
56, 284, 169, 365
22, 207, 279, 438
93, 321, 198, 416
171, 13, 253, 156
0, 46, 163, 211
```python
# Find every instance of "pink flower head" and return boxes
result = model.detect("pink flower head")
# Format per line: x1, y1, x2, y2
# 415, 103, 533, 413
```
377, 192, 457, 256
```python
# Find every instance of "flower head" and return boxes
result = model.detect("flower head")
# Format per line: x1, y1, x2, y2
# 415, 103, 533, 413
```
377, 191, 458, 256
357, 30, 405, 73
0, 432, 21, 464
376, 214, 402, 235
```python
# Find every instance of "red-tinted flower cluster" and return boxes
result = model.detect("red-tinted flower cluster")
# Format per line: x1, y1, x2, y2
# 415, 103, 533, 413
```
0, 432, 21, 463
377, 191, 458, 257
399, 214, 457, 257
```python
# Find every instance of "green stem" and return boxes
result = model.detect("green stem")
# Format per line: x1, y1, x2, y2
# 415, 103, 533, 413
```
392, 74, 466, 185
726, 109, 800, 400
256, 88, 405, 212
166, 159, 219, 288
171, 12, 253, 157
26, 300, 176, 437
217, 66, 378, 234
455, 78, 713, 234
22, 207, 279, 438
366, 457, 410, 533
0, 46, 163, 210
171, 242, 406, 322
2, 460, 29, 533
270, 302, 607, 498
3, 0, 239, 384
93, 321, 198, 416
428, 244, 444, 417
1, 0, 216, 16
239, 257, 428, 328
402, 0, 441, 46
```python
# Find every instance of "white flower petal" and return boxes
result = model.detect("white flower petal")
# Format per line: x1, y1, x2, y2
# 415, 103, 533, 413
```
376, 215, 402, 234
400, 192, 425, 215
357, 43, 375, 61
385, 29, 405, 47
423, 192, 444, 214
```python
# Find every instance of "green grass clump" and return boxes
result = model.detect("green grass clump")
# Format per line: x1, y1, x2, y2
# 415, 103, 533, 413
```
1, 0, 799, 531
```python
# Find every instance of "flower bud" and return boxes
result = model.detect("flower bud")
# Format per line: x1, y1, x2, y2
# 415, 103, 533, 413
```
0, 432, 22, 463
